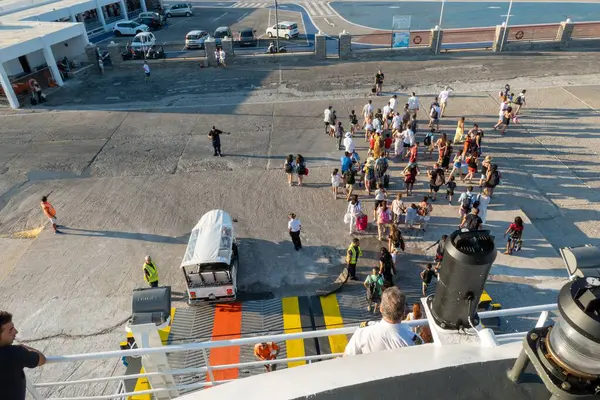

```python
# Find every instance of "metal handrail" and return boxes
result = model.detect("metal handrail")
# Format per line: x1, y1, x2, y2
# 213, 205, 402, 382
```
30, 303, 558, 399
44, 303, 557, 364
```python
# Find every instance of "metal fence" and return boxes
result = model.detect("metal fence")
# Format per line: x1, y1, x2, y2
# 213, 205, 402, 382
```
27, 303, 557, 400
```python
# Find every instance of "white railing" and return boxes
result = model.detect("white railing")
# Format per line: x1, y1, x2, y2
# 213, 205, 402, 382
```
29, 303, 558, 400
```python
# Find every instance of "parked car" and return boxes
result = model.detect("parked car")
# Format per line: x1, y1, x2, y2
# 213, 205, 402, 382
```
139, 11, 166, 23
113, 21, 149, 36
213, 26, 232, 45
237, 27, 256, 47
185, 30, 210, 49
134, 16, 163, 30
130, 32, 156, 48
265, 21, 299, 40
164, 2, 193, 17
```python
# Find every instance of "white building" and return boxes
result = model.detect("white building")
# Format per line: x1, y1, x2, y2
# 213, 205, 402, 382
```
0, 0, 158, 108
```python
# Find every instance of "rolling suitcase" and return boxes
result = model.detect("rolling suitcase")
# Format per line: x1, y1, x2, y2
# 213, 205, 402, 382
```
356, 214, 368, 231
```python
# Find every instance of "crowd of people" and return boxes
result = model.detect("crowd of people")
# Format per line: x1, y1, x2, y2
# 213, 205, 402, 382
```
284, 82, 529, 347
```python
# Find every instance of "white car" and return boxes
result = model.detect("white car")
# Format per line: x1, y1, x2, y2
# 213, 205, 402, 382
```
113, 21, 149, 36
130, 32, 156, 48
265, 21, 299, 40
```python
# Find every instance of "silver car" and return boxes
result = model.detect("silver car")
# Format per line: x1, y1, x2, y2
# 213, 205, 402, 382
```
164, 2, 193, 17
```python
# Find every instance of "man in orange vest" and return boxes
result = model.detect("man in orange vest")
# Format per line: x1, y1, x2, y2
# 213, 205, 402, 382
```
40, 192, 60, 234
253, 342, 280, 372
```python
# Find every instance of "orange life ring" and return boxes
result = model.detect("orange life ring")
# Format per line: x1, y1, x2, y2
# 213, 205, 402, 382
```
515, 30, 524, 40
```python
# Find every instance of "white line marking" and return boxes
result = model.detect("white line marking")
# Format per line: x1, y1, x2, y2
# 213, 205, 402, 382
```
324, 17, 335, 27
304, 1, 317, 15
213, 12, 228, 21
298, 6, 309, 46
236, 11, 249, 22
231, 3, 241, 8
325, 2, 336, 14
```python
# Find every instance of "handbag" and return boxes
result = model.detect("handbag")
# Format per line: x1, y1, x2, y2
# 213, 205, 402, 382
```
344, 213, 351, 224
305, 167, 309, 176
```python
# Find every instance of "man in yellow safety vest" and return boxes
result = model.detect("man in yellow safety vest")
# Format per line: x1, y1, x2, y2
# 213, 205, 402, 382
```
143, 255, 159, 287
346, 238, 363, 281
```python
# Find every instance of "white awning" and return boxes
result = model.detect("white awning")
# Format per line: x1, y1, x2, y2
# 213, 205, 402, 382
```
181, 210, 234, 268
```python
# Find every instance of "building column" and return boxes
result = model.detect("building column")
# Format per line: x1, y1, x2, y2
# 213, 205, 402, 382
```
69, 11, 76, 22
557, 19, 575, 46
314, 31, 326, 60
430, 26, 443, 54
493, 24, 508, 52
96, 5, 107, 28
141, 0, 147, 12
42, 45, 64, 87
0, 62, 19, 109
339, 30, 351, 59
120, 0, 128, 20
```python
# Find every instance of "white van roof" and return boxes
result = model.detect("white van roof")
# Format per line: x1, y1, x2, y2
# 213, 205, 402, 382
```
279, 21, 297, 25
181, 210, 234, 268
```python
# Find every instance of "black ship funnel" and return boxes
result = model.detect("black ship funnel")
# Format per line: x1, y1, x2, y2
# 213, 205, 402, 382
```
430, 230, 496, 330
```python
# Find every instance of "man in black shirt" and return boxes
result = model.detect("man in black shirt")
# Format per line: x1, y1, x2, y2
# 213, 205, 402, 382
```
420, 263, 438, 297
375, 69, 384, 96
208, 126, 230, 157
0, 311, 46, 400
460, 208, 483, 231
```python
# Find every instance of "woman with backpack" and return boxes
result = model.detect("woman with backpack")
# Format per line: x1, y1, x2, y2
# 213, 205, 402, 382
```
379, 247, 396, 288
499, 106, 514, 135
484, 164, 501, 197
504, 216, 524, 255
283, 154, 295, 186
363, 157, 376, 196
364, 267, 384, 312
295, 154, 307, 186
376, 200, 392, 241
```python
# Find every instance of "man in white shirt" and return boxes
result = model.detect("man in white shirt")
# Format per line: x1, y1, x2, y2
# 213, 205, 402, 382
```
288, 213, 302, 251
323, 106, 332, 135
407, 92, 419, 117
382, 104, 391, 129
389, 94, 398, 111
343, 132, 355, 154
401, 127, 414, 160
391, 112, 401, 133
438, 86, 453, 117
362, 100, 373, 127
344, 287, 417, 356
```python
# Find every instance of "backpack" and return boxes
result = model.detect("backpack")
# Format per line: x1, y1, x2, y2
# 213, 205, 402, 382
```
296, 163, 306, 175
380, 209, 391, 224
434, 169, 445, 186
375, 158, 387, 177
284, 162, 293, 173
382, 255, 394, 278
367, 277, 378, 301
465, 214, 480, 230
424, 134, 432, 146
461, 193, 473, 211
430, 106, 438, 119
344, 170, 355, 185
488, 171, 500, 186
366, 167, 375, 181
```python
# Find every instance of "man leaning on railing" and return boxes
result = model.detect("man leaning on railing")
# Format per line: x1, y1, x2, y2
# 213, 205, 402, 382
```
0, 311, 46, 400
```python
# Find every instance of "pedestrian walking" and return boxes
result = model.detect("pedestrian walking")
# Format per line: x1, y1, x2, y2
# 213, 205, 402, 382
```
346, 238, 363, 280
403, 162, 419, 196
389, 94, 398, 111
420, 263, 438, 297
288, 213, 302, 251
343, 132, 355, 154
0, 311, 47, 400
514, 90, 526, 115
362, 100, 373, 128
417, 196, 433, 232
349, 110, 359, 134
463, 153, 478, 184
493, 97, 510, 130
391, 193, 405, 224
40, 193, 61, 234
295, 154, 307, 186
427, 162, 445, 201
499, 106, 514, 135
438, 86, 453, 117
331, 168, 342, 199
365, 267, 384, 312
219, 49, 227, 68
453, 116, 465, 144
346, 194, 364, 234
373, 183, 388, 222
376, 201, 392, 241
433, 234, 448, 269
379, 247, 396, 287
388, 224, 405, 266
479, 156, 493, 187
404, 303, 423, 333
214, 49, 221, 67
28, 78, 45, 104
428, 99, 440, 131
324, 106, 333, 135
343, 167, 356, 200
504, 216, 524, 255
143, 255, 159, 287
284, 154, 295, 186
458, 186, 475, 217
408, 92, 420, 117
335, 121, 344, 150
344, 287, 417, 356
445, 175, 457, 205
142, 61, 151, 83
375, 69, 384, 95
475, 188, 491, 224
208, 126, 229, 157
484, 164, 501, 197
253, 342, 280, 372
460, 208, 483, 231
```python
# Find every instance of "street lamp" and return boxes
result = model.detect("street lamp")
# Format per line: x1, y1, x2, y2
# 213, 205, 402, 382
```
438, 0, 446, 29
499, 0, 513, 52
274, 0, 280, 51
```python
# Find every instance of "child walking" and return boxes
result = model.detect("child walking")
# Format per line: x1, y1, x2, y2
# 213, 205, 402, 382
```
331, 168, 342, 199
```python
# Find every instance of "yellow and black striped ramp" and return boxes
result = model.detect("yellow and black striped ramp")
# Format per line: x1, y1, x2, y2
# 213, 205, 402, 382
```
124, 293, 370, 396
